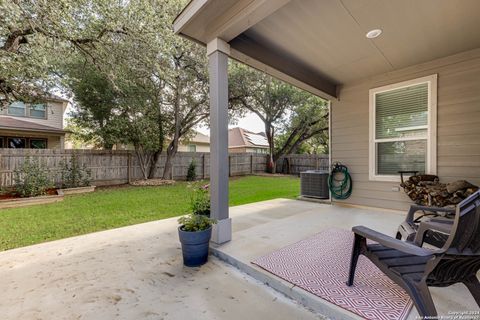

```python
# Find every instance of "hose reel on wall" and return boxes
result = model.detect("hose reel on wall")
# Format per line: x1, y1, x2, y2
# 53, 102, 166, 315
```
328, 162, 352, 200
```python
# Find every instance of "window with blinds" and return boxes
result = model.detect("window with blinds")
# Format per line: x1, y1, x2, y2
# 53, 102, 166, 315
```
369, 75, 437, 181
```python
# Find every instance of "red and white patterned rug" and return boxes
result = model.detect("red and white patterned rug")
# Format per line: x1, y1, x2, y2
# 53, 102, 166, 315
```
252, 229, 413, 320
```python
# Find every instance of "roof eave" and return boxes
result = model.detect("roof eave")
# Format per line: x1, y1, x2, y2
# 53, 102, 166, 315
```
173, 0, 209, 36
0, 126, 67, 135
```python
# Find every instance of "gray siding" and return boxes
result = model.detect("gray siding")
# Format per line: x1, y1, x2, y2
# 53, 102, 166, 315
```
331, 48, 480, 211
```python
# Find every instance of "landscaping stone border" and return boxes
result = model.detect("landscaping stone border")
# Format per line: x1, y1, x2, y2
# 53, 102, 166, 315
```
58, 186, 96, 195
0, 193, 64, 210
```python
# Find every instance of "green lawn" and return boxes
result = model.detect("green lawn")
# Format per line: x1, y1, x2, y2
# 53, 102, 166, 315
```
0, 175, 299, 251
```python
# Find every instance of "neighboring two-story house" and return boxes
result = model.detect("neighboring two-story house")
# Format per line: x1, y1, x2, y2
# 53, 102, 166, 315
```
177, 131, 211, 153
0, 96, 69, 149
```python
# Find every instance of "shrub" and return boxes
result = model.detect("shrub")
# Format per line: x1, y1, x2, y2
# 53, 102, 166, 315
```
190, 184, 210, 216
60, 154, 92, 189
186, 159, 197, 181
178, 213, 216, 232
13, 158, 53, 197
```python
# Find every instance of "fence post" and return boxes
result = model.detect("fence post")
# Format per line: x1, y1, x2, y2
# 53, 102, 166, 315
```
250, 154, 254, 174
127, 152, 132, 184
202, 153, 206, 179
316, 156, 319, 170
228, 155, 232, 177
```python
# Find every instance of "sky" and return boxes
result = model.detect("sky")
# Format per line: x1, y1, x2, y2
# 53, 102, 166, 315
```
196, 111, 264, 136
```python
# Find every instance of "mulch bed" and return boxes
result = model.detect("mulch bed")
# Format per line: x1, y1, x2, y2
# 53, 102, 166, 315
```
0, 188, 58, 200
129, 179, 176, 186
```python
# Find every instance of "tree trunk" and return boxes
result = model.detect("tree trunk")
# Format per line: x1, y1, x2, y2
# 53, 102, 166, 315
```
163, 78, 182, 180
265, 122, 276, 173
147, 150, 161, 179
135, 147, 152, 180
162, 141, 178, 180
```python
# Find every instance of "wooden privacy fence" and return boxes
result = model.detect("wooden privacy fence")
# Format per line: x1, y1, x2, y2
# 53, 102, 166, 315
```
276, 154, 330, 174
0, 149, 329, 187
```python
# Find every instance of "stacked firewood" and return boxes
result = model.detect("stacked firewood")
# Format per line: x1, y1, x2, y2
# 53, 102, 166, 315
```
401, 174, 479, 207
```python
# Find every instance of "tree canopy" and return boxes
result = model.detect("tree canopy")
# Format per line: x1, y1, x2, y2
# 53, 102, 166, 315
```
229, 62, 329, 172
2, 0, 329, 179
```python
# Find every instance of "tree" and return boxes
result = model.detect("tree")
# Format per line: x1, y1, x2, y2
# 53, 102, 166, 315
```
0, 0, 129, 106
62, 0, 209, 180
229, 63, 329, 173
160, 39, 209, 179
274, 94, 329, 158
67, 62, 123, 150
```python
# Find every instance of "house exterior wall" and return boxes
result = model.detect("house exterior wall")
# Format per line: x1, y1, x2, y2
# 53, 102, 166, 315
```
229, 147, 247, 153
331, 49, 480, 211
229, 146, 268, 154
1, 101, 66, 129
177, 142, 210, 152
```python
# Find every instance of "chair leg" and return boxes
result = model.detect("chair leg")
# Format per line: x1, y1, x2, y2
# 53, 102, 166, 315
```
463, 275, 480, 307
407, 281, 437, 318
347, 234, 364, 286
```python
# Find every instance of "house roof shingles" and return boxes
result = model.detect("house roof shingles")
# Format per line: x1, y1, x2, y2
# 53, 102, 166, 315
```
0, 116, 66, 134
228, 127, 268, 148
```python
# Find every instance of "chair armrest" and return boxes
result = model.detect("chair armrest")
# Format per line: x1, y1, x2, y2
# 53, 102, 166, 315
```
352, 226, 437, 257
428, 217, 454, 224
405, 204, 456, 223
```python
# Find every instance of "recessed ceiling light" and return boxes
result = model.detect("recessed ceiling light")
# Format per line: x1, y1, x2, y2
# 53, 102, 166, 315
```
366, 29, 382, 39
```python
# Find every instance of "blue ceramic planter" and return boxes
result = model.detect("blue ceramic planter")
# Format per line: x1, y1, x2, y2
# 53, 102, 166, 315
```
178, 226, 212, 267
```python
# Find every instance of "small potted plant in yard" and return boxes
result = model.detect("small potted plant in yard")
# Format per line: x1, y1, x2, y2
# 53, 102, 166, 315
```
178, 184, 216, 267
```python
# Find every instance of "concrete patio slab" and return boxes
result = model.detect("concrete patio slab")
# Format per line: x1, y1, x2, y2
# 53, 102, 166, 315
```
212, 199, 479, 320
0, 215, 324, 320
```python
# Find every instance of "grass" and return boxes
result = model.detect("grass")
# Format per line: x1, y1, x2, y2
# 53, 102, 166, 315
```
0, 175, 299, 251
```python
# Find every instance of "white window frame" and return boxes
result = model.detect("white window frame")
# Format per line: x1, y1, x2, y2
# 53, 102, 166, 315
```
369, 74, 437, 182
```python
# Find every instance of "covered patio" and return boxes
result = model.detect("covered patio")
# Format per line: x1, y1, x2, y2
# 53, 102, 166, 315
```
173, 0, 480, 318
0, 200, 477, 319
213, 200, 478, 319
174, 0, 480, 243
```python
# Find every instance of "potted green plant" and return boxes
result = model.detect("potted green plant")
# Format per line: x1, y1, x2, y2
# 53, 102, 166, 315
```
178, 184, 216, 267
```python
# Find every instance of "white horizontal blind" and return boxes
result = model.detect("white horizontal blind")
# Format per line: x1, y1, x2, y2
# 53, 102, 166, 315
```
375, 83, 428, 139
375, 83, 429, 175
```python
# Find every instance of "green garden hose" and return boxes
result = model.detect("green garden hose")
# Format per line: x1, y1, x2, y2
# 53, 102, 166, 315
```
328, 163, 353, 200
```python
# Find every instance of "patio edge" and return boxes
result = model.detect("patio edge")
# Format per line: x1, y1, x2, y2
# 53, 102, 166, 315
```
210, 247, 362, 320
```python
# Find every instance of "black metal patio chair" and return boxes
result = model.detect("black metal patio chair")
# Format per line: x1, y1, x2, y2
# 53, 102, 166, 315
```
347, 190, 480, 318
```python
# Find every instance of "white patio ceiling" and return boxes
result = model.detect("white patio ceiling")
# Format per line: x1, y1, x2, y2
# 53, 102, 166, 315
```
174, 0, 480, 99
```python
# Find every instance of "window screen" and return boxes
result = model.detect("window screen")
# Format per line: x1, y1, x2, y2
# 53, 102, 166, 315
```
8, 102, 26, 116
29, 104, 47, 118
8, 138, 26, 148
30, 139, 47, 149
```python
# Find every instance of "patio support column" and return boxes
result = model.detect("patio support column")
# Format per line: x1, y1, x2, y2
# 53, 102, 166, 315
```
207, 38, 231, 244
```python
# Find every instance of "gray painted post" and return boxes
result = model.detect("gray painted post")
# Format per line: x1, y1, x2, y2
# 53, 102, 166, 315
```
208, 41, 231, 244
